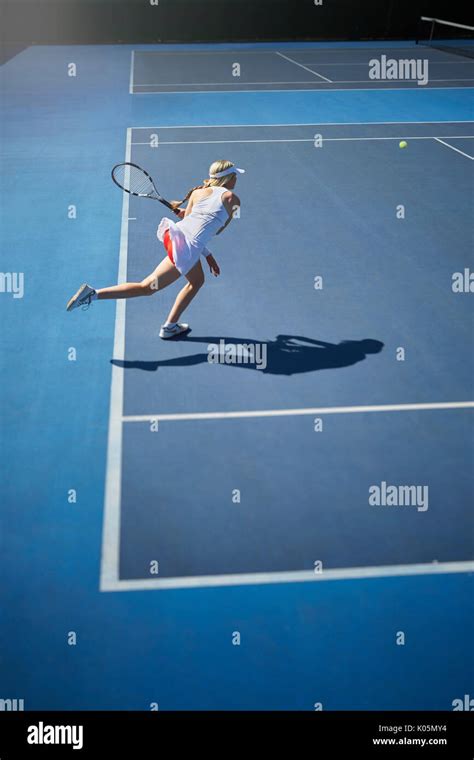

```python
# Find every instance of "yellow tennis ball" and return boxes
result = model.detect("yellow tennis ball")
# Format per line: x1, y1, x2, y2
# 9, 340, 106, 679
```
399, 140, 408, 149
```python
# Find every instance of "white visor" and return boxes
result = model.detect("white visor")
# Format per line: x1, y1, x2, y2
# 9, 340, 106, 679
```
209, 166, 245, 179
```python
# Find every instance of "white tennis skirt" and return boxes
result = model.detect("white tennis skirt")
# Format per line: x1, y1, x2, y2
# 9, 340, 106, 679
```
157, 218, 207, 276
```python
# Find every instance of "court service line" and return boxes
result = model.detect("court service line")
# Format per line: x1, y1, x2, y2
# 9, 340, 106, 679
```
434, 137, 474, 160
100, 128, 131, 591
122, 401, 474, 424
101, 560, 474, 591
133, 80, 321, 86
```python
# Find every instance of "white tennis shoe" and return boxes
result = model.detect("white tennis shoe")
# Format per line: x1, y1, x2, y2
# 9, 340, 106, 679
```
159, 323, 190, 339
66, 284, 96, 311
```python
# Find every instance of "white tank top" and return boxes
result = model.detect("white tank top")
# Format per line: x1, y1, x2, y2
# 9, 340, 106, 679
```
176, 186, 230, 249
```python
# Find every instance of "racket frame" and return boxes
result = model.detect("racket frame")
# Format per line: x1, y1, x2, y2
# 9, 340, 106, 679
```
111, 162, 175, 211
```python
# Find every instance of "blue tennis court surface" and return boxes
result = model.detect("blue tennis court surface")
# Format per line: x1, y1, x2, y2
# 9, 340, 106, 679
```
1, 40, 473, 710
131, 45, 474, 92
103, 120, 473, 591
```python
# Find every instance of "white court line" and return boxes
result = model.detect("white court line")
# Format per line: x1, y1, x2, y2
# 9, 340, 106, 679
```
102, 561, 474, 592
132, 86, 473, 95
129, 50, 135, 95
330, 78, 474, 83
130, 135, 474, 146
100, 128, 131, 592
331, 78, 474, 83
123, 401, 474, 424
133, 80, 323, 86
130, 120, 474, 128
434, 137, 474, 160
133, 78, 474, 86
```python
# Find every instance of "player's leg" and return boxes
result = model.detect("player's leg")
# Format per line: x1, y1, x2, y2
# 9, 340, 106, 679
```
159, 260, 205, 339
97, 256, 180, 299
165, 260, 204, 322
66, 256, 181, 310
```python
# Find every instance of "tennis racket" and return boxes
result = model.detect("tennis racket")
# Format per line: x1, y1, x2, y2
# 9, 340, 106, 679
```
111, 162, 176, 212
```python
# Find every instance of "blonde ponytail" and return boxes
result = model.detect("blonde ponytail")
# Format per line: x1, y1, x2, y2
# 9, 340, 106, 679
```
171, 160, 235, 211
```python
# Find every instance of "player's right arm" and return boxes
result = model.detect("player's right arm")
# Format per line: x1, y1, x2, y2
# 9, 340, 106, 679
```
216, 191, 240, 235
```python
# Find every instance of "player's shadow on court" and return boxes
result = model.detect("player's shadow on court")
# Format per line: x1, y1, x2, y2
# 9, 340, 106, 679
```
111, 335, 384, 375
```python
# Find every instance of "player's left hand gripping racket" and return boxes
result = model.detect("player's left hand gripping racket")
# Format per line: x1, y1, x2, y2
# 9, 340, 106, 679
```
111, 162, 176, 212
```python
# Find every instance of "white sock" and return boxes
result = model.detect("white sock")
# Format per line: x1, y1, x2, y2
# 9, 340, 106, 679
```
164, 321, 177, 328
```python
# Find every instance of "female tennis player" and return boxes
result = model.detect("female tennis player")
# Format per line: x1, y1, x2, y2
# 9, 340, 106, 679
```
66, 160, 243, 338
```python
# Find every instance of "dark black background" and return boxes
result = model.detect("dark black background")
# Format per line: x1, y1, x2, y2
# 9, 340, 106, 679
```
0, 711, 473, 758
1, 0, 473, 45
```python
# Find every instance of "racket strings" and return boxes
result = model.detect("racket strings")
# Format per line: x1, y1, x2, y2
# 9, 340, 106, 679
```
115, 164, 155, 196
